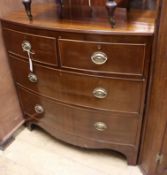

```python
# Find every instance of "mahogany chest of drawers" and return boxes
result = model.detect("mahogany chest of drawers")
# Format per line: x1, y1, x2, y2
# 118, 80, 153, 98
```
1, 3, 155, 165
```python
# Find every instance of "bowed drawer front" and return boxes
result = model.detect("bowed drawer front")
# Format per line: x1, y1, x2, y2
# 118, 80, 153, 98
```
18, 87, 139, 146
3, 28, 58, 66
59, 39, 146, 76
10, 56, 144, 114
1, 20, 153, 166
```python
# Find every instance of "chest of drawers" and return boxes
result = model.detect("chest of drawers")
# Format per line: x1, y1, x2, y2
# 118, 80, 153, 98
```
1, 3, 155, 165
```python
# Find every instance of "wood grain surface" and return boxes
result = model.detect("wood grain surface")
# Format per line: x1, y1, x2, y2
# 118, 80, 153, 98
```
139, 0, 167, 174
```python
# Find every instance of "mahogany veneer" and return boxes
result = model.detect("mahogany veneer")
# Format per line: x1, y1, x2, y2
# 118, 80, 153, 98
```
1, 2, 155, 165
59, 38, 147, 76
3, 28, 58, 66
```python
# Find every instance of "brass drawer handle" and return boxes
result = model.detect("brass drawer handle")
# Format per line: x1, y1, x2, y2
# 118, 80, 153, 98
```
94, 122, 107, 131
28, 73, 38, 83
91, 52, 108, 65
93, 87, 108, 99
22, 40, 32, 52
34, 105, 44, 114
22, 40, 35, 72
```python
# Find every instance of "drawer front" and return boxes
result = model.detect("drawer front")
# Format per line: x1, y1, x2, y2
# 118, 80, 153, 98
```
3, 28, 58, 66
59, 39, 146, 76
10, 56, 145, 114
18, 87, 139, 146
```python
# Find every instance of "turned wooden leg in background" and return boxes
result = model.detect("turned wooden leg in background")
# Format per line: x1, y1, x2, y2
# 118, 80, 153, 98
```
22, 0, 32, 20
106, 0, 117, 28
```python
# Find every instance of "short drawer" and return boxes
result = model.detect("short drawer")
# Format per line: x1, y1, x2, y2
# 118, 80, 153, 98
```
58, 39, 146, 76
3, 28, 58, 66
10, 56, 145, 114
18, 87, 139, 146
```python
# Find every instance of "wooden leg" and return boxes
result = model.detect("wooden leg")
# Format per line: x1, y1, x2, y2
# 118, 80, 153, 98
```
106, 0, 117, 28
0, 136, 15, 151
22, 0, 32, 21
126, 152, 138, 165
25, 122, 35, 131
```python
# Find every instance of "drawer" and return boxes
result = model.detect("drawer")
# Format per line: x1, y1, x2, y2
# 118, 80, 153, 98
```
3, 28, 58, 66
18, 87, 139, 146
10, 56, 145, 114
58, 39, 146, 76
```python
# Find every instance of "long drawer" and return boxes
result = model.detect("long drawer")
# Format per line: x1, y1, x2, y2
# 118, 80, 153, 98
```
3, 28, 58, 66
58, 38, 146, 76
18, 87, 139, 146
10, 56, 145, 114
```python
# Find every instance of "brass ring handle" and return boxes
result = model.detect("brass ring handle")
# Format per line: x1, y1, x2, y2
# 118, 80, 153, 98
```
28, 73, 38, 83
34, 105, 44, 114
91, 52, 108, 65
93, 87, 108, 99
22, 41, 35, 72
94, 122, 107, 131
22, 41, 32, 52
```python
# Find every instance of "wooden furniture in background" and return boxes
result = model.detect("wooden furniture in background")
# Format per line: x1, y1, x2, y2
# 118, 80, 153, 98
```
139, 0, 167, 174
22, 0, 155, 27
22, 0, 130, 27
1, 2, 155, 165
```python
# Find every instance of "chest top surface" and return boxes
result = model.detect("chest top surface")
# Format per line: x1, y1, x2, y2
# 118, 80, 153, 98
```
1, 2, 155, 36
